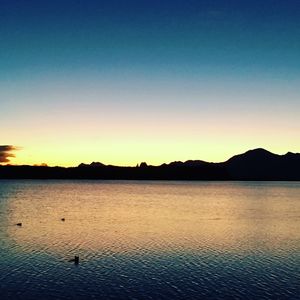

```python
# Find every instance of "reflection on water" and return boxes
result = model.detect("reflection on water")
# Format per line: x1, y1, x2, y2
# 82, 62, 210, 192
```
0, 180, 299, 299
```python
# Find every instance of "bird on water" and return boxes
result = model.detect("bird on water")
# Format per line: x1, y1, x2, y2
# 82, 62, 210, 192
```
69, 256, 79, 264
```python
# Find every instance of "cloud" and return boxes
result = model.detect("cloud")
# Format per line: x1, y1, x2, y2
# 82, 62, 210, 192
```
0, 145, 18, 163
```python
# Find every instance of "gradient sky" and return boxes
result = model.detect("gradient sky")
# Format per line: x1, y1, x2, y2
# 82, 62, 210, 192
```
1, 0, 300, 166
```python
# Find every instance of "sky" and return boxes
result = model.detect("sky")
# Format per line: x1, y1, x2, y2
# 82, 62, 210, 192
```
1, 0, 300, 166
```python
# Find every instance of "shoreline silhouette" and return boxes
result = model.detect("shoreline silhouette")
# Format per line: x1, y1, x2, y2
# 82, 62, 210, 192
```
0, 148, 299, 181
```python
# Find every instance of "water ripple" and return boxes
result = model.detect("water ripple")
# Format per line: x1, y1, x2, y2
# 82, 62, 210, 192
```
0, 180, 299, 299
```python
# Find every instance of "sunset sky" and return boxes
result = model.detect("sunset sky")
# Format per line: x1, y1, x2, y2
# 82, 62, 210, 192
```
1, 0, 300, 167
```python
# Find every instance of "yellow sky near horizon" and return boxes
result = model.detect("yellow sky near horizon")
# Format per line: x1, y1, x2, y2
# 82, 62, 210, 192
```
4, 137, 299, 167
1, 0, 300, 168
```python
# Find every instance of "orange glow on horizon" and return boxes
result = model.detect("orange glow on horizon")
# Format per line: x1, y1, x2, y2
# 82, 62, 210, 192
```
6, 140, 300, 168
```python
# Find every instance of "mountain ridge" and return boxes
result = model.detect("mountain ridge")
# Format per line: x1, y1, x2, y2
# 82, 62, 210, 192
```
76, 148, 300, 168
0, 148, 299, 180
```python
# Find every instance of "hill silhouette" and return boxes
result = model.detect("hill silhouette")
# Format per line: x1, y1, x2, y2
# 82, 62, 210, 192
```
0, 148, 299, 180
225, 148, 300, 180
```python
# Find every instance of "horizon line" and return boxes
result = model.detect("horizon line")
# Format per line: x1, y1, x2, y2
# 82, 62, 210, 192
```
1, 147, 299, 169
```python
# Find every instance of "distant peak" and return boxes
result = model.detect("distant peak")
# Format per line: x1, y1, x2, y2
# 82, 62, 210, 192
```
244, 148, 274, 155
139, 162, 148, 168
226, 148, 278, 163
90, 162, 105, 167
285, 151, 300, 157
78, 162, 105, 167
166, 160, 208, 167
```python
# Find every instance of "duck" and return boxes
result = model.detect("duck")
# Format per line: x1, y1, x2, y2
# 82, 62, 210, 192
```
16, 223, 22, 226
68, 255, 79, 264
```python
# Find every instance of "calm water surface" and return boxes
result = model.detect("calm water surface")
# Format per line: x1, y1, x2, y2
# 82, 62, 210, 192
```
0, 180, 299, 299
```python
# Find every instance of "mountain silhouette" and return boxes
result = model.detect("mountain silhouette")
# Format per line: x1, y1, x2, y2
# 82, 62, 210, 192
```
165, 160, 209, 167
225, 148, 300, 180
0, 148, 299, 180
78, 162, 105, 168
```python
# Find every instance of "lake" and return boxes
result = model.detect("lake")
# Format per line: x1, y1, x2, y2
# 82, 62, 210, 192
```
0, 180, 299, 299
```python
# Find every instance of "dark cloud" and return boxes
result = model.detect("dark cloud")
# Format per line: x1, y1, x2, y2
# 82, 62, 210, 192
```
0, 145, 18, 163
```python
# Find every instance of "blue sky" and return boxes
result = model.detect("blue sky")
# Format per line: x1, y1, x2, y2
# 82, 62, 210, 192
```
1, 0, 300, 166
